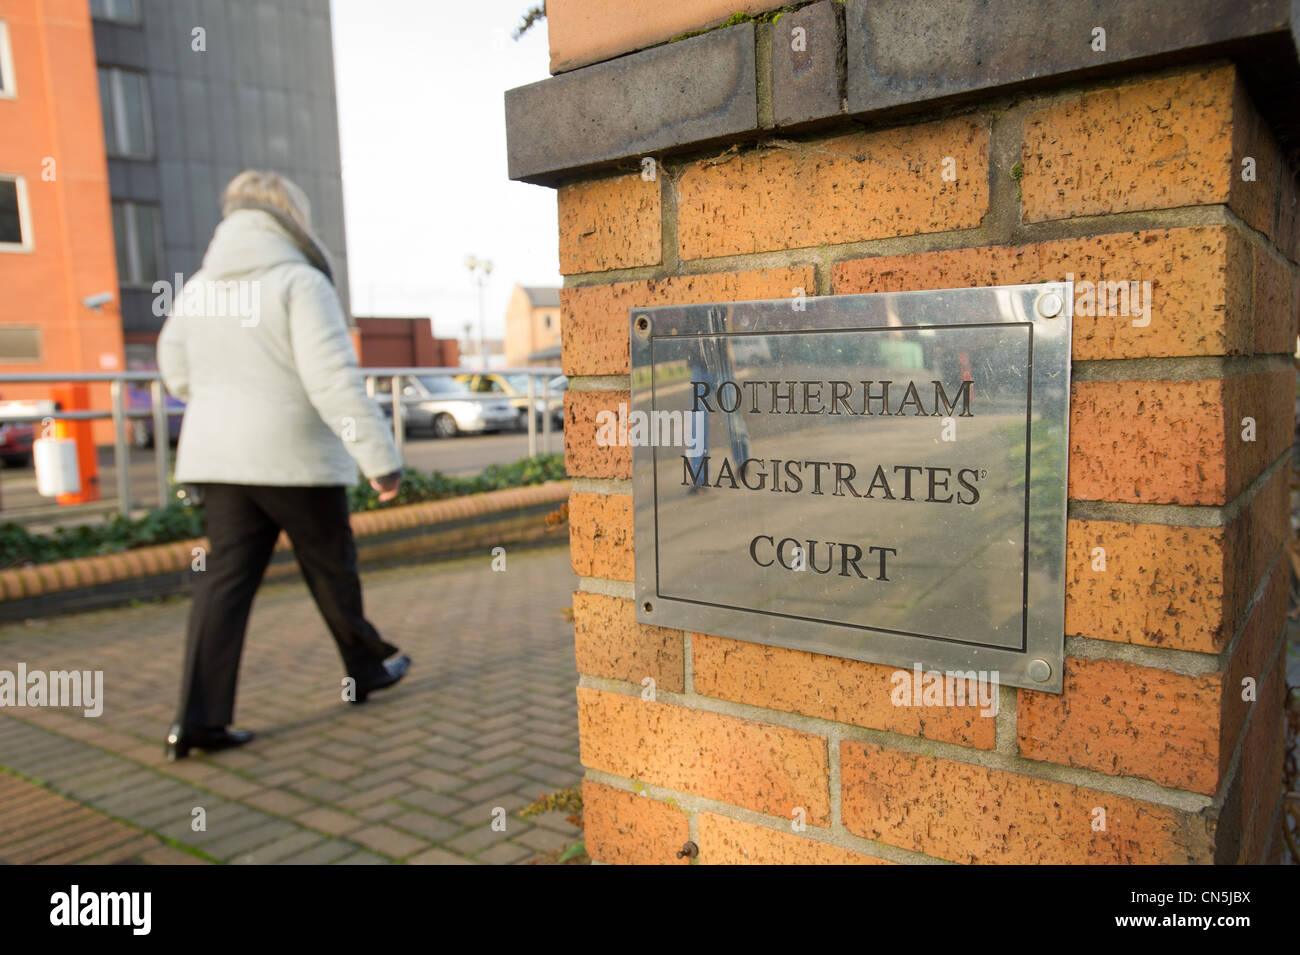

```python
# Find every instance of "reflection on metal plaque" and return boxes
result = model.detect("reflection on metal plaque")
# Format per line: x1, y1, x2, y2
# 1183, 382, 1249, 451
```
630, 283, 1071, 693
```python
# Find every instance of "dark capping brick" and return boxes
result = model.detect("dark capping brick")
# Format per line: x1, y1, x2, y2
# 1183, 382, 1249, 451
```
845, 0, 1300, 162
770, 0, 844, 128
504, 0, 1300, 185
505, 23, 758, 186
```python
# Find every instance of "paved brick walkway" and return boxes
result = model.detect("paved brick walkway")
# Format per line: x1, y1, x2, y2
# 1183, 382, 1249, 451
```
0, 543, 582, 864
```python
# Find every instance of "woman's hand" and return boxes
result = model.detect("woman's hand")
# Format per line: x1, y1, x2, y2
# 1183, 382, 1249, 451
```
369, 471, 402, 502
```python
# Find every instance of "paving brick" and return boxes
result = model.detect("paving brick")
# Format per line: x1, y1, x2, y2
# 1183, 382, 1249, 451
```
334, 851, 390, 865
295, 806, 364, 836
404, 768, 467, 792
278, 839, 356, 865
407, 847, 477, 865
388, 810, 465, 842
445, 825, 513, 854
0, 547, 580, 865
349, 824, 427, 859
477, 841, 535, 865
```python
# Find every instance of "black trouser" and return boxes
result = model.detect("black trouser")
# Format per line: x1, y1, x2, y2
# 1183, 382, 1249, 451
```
176, 483, 398, 729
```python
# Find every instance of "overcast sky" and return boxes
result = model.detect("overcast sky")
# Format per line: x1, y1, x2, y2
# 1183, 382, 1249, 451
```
330, 0, 558, 342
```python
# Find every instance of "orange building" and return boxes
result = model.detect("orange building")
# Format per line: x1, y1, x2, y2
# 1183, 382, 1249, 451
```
0, 0, 124, 440
504, 285, 560, 367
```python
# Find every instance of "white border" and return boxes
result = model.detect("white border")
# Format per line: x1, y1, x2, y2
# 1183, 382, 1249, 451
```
0, 174, 33, 253
0, 21, 17, 99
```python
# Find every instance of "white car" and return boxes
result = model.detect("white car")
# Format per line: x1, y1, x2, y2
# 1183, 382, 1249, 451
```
375, 375, 517, 438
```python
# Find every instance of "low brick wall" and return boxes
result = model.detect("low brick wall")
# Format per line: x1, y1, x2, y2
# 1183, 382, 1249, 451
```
0, 482, 570, 621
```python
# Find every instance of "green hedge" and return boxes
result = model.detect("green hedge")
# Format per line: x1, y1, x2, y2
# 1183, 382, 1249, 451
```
0, 454, 566, 569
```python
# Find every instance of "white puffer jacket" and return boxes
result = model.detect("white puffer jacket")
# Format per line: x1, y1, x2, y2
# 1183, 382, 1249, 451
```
158, 209, 401, 486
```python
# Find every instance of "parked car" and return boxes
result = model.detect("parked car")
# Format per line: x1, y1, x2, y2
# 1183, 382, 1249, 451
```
547, 375, 568, 429
455, 372, 563, 430
126, 384, 185, 449
374, 374, 517, 438
0, 421, 34, 467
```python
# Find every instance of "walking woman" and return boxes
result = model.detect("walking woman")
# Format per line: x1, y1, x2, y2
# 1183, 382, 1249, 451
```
158, 170, 410, 760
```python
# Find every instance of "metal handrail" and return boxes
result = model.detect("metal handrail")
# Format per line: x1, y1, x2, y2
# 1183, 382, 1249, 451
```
0, 367, 565, 519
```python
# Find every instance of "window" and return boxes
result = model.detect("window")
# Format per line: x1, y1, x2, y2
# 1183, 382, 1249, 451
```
0, 176, 31, 252
112, 201, 161, 286
90, 0, 141, 24
98, 67, 152, 157
0, 326, 41, 362
0, 21, 15, 98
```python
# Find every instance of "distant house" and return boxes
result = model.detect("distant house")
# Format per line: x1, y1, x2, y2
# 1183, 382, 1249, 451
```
505, 285, 561, 367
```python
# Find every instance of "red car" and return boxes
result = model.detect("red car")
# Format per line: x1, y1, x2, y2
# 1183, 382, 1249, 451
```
0, 421, 33, 468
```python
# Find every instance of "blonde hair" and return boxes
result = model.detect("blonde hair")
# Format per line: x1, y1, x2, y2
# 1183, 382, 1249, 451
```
222, 170, 312, 231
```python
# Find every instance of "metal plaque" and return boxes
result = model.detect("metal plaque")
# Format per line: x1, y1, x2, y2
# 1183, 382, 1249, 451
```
630, 283, 1071, 693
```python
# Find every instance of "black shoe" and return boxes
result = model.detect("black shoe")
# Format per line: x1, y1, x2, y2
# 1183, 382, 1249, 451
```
164, 723, 255, 761
351, 654, 411, 704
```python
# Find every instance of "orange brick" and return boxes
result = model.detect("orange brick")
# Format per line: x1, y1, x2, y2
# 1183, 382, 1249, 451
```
581, 780, 690, 865
563, 389, 631, 479
568, 492, 633, 581
1253, 244, 1298, 356
577, 687, 830, 823
1021, 66, 1235, 222
1064, 519, 1228, 653
834, 227, 1254, 361
841, 743, 1214, 864
1278, 168, 1300, 264
692, 634, 996, 748
572, 591, 685, 692
561, 266, 814, 376
1067, 371, 1291, 506
1017, 658, 1223, 794
697, 812, 891, 865
1228, 75, 1283, 241
558, 173, 661, 274
1222, 560, 1289, 788
1237, 665, 1286, 864
676, 119, 989, 259
547, 0, 783, 73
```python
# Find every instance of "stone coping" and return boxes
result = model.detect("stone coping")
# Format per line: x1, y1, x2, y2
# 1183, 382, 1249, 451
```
0, 481, 571, 602
505, 0, 1300, 186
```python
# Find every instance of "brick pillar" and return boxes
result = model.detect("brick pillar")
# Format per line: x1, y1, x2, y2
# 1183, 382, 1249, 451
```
513, 3, 1299, 865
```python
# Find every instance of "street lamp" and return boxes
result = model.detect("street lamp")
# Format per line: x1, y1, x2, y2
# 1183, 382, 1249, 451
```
465, 255, 493, 370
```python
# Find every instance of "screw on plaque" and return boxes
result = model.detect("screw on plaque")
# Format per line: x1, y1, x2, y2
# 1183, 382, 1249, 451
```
676, 841, 698, 859
1036, 291, 1064, 319
642, 601, 653, 614
635, 314, 651, 338
1028, 658, 1052, 683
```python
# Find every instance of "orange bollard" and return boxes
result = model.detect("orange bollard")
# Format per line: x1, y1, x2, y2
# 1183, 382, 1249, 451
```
50, 384, 101, 504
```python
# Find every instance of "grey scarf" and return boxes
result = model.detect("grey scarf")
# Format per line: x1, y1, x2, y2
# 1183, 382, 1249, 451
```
223, 197, 335, 285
